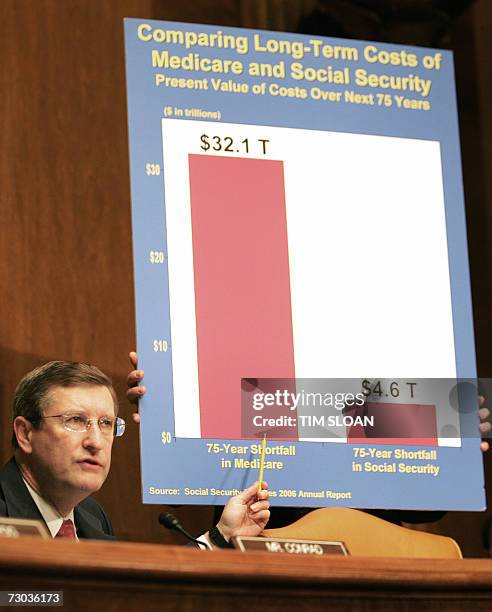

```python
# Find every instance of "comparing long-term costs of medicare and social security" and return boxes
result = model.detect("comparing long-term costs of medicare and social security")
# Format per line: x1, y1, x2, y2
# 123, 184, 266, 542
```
136, 23, 430, 69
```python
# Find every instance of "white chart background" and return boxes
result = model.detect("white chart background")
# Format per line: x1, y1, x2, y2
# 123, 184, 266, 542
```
162, 119, 459, 445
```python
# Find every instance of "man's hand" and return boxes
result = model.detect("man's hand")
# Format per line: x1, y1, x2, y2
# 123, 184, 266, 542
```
215, 481, 270, 541
479, 396, 491, 452
126, 352, 146, 424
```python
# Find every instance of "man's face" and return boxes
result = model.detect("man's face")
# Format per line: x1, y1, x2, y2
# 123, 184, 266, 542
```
27, 385, 115, 501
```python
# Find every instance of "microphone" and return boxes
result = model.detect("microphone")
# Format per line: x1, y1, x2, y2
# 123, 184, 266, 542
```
158, 512, 209, 549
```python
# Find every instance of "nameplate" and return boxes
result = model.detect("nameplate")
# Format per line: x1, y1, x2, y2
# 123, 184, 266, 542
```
232, 536, 349, 555
0, 517, 50, 539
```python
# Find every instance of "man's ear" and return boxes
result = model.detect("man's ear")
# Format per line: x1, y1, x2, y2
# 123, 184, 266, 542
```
13, 417, 34, 454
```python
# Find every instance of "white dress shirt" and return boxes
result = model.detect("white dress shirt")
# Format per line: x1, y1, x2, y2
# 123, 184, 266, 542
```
22, 478, 77, 540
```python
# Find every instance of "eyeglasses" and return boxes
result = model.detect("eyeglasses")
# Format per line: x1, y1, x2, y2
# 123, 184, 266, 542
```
37, 414, 126, 438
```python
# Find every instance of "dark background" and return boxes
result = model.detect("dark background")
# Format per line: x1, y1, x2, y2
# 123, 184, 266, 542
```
1, 0, 491, 556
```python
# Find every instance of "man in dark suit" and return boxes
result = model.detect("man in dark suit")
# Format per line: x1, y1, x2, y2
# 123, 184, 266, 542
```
0, 361, 126, 540
0, 457, 114, 539
1, 361, 269, 543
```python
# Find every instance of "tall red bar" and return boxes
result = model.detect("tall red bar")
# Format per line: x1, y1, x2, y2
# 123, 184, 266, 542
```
188, 154, 296, 439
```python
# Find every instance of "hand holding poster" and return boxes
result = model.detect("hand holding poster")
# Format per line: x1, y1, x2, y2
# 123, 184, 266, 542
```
124, 19, 484, 510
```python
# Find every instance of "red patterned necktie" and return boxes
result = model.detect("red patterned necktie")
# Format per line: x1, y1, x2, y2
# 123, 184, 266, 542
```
55, 519, 76, 539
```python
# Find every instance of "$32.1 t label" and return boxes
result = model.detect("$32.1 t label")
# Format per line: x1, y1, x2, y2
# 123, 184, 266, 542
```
199, 134, 270, 155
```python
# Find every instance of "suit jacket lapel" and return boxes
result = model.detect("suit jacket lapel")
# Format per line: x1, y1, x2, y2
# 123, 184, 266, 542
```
74, 505, 114, 540
0, 457, 44, 522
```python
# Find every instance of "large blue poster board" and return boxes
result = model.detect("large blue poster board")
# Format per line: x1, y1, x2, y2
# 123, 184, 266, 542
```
124, 18, 485, 510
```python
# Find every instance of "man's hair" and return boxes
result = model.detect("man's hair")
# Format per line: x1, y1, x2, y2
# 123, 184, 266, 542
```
12, 361, 118, 448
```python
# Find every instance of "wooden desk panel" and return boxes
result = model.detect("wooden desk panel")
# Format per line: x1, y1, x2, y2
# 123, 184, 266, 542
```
1, 538, 492, 611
